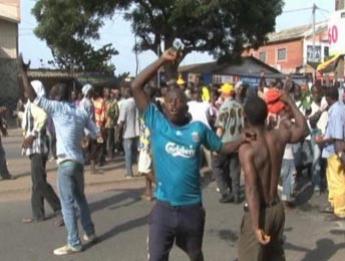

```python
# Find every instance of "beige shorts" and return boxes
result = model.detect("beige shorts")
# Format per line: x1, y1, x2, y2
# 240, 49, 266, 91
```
138, 150, 152, 174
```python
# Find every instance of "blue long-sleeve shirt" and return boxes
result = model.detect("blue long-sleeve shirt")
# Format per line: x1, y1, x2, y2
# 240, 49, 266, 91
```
34, 97, 99, 164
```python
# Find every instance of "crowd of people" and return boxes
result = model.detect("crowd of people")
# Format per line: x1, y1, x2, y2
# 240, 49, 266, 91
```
0, 49, 344, 260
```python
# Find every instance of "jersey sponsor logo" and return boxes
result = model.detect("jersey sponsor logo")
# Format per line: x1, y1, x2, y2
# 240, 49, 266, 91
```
165, 142, 195, 158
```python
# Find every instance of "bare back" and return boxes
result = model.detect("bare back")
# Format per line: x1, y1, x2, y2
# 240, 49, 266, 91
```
241, 128, 288, 205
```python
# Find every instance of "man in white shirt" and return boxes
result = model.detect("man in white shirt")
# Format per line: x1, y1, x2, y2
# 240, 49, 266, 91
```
188, 87, 213, 169
118, 88, 140, 178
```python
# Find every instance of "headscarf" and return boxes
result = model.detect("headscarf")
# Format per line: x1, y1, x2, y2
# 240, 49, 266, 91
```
31, 80, 46, 98
82, 84, 93, 96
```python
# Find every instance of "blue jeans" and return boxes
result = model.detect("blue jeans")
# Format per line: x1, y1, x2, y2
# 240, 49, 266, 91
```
123, 137, 139, 177
58, 161, 94, 247
311, 143, 322, 190
280, 159, 296, 202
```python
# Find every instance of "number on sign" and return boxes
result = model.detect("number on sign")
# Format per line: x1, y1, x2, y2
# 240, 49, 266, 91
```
328, 25, 338, 45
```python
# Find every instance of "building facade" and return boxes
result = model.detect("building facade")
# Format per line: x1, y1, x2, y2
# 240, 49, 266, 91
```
243, 22, 329, 75
0, 0, 20, 109
336, 0, 345, 10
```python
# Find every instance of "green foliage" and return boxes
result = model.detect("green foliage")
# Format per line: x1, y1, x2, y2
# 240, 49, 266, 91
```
122, 0, 284, 78
33, 0, 284, 77
123, 0, 283, 60
32, 0, 118, 72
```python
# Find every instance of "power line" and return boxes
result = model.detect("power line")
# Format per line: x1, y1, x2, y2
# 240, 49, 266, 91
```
282, 7, 313, 14
317, 8, 331, 13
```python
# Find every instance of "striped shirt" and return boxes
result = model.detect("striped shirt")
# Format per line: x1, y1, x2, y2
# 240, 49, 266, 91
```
22, 102, 49, 156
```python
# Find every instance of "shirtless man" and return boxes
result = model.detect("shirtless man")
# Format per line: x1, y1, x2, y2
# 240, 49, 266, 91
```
238, 93, 307, 261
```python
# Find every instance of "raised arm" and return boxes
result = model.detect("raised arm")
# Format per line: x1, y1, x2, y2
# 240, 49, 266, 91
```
131, 49, 179, 111
18, 55, 36, 102
279, 92, 308, 143
239, 145, 270, 245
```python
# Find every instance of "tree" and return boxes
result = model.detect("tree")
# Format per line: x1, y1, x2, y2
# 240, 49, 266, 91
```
33, 0, 284, 78
32, 0, 118, 73
121, 0, 284, 79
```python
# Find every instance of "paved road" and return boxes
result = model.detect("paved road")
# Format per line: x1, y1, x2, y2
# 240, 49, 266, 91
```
1, 129, 345, 260
0, 183, 344, 261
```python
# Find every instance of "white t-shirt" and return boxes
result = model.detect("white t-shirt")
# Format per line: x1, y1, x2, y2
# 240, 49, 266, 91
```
118, 98, 140, 139
187, 101, 212, 129
283, 144, 294, 160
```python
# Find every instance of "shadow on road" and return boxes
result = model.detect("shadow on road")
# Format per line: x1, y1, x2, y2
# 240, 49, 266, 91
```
89, 188, 144, 214
84, 214, 148, 251
12, 166, 58, 179
285, 241, 310, 253
300, 239, 345, 261
285, 238, 345, 261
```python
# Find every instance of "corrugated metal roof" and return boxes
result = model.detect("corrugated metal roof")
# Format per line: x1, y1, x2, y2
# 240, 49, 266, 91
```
266, 21, 328, 43
178, 56, 281, 76
27, 70, 76, 78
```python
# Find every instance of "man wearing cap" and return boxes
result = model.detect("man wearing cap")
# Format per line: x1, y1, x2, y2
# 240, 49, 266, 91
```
213, 83, 244, 203
21, 80, 62, 224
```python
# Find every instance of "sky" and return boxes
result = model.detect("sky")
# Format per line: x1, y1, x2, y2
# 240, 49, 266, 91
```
19, 0, 334, 75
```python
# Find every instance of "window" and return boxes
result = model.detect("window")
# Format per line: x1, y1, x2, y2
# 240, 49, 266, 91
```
259, 52, 266, 62
324, 46, 329, 59
277, 48, 287, 61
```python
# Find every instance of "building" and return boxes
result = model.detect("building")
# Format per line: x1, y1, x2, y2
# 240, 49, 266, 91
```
178, 56, 282, 87
242, 21, 329, 75
336, 0, 345, 10
23, 69, 120, 95
0, 0, 20, 109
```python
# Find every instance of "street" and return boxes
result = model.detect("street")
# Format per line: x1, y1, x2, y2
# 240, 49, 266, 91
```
0, 130, 344, 261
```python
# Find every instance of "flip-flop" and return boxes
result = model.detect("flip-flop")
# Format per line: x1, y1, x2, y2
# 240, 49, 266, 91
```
22, 218, 34, 224
22, 217, 44, 224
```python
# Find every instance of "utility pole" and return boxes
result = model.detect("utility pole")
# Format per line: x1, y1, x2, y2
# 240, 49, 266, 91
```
312, 3, 316, 62
134, 35, 139, 76
312, 3, 317, 81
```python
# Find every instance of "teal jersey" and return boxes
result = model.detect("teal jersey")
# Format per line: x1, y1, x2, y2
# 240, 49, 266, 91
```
143, 103, 222, 206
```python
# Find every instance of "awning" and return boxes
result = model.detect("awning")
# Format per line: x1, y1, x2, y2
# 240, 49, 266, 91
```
317, 54, 342, 73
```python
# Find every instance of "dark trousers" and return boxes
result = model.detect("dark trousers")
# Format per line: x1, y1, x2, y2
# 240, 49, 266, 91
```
0, 141, 11, 178
106, 127, 115, 158
238, 202, 286, 261
212, 153, 240, 198
148, 201, 205, 261
30, 154, 61, 220
48, 133, 57, 159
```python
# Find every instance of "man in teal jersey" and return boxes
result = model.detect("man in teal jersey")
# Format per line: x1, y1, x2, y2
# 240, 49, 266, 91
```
131, 49, 249, 261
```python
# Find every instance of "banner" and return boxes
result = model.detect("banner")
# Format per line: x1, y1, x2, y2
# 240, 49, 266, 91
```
328, 10, 345, 55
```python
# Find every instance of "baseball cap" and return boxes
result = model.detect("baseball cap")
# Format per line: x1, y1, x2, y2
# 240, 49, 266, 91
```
218, 83, 234, 95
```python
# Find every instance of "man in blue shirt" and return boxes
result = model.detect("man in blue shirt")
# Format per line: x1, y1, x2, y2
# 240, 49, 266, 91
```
19, 56, 101, 256
131, 49, 247, 261
320, 87, 345, 220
